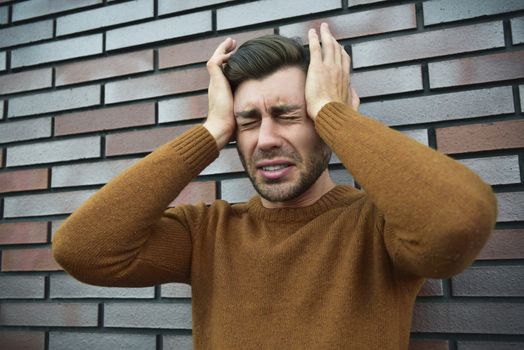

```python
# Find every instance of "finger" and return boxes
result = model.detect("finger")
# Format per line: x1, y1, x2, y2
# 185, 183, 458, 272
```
351, 87, 360, 111
333, 41, 342, 66
320, 22, 334, 62
212, 37, 234, 57
308, 28, 322, 63
342, 48, 350, 82
207, 38, 236, 74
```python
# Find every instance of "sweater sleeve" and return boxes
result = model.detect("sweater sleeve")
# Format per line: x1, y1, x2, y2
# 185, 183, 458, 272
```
52, 125, 219, 287
315, 102, 497, 278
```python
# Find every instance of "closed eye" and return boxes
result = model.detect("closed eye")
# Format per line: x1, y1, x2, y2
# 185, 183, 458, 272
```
237, 119, 260, 130
276, 112, 302, 122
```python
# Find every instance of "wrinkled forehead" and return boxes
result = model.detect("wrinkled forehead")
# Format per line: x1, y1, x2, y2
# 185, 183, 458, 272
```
233, 67, 306, 113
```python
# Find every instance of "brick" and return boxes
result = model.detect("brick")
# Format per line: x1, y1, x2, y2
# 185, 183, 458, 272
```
429, 51, 524, 88
459, 155, 520, 185
158, 28, 273, 69
452, 266, 524, 297
329, 154, 343, 166
352, 65, 422, 98
424, 0, 524, 26
0, 51, 6, 71
521, 85, 524, 111
360, 86, 513, 127
348, 0, 387, 6
11, 34, 103, 68
402, 129, 429, 146
52, 158, 138, 187
0, 168, 48, 193
50, 274, 154, 298
4, 189, 97, 218
0, 5, 7, 24
411, 302, 524, 334
56, 50, 154, 86
170, 181, 216, 206
221, 177, 254, 203
217, 0, 341, 30
12, 0, 101, 22
330, 168, 355, 186
352, 21, 504, 68
8, 85, 100, 118
0, 331, 45, 350
49, 332, 155, 350
478, 230, 524, 260
497, 192, 524, 222
105, 125, 193, 156
511, 16, 524, 44
105, 67, 208, 104
0, 20, 53, 49
161, 283, 192, 298
163, 335, 193, 350
106, 11, 211, 51
0, 275, 45, 298
159, 0, 232, 14
105, 301, 192, 329
0, 302, 97, 326
436, 119, 524, 154
57, 0, 153, 36
0, 68, 52, 95
458, 341, 524, 350
158, 94, 208, 123
51, 220, 66, 237
280, 4, 416, 43
408, 340, 449, 350
0, 221, 48, 245
201, 147, 243, 175
418, 279, 443, 297
6, 136, 101, 167
54, 102, 155, 136
2, 247, 62, 271
0, 116, 51, 143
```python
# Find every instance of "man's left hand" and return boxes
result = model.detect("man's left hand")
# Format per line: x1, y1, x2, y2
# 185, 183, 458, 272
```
305, 23, 360, 119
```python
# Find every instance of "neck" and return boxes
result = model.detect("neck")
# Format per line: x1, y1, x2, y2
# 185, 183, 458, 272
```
261, 170, 335, 209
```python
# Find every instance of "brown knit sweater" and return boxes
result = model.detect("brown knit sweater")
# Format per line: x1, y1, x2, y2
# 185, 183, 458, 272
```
53, 102, 497, 349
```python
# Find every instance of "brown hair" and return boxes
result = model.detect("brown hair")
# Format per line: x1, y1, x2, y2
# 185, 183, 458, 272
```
223, 35, 309, 92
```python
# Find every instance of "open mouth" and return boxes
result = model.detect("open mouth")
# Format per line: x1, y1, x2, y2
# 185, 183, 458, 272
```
260, 164, 290, 171
256, 161, 294, 180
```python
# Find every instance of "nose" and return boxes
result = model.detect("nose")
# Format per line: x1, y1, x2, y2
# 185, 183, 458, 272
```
256, 117, 282, 150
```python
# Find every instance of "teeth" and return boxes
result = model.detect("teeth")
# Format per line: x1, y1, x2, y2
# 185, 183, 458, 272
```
262, 164, 288, 171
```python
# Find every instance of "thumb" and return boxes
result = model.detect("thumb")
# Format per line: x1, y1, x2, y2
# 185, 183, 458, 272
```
350, 87, 360, 111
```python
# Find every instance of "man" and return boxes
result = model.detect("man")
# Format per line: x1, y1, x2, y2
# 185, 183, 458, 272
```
53, 24, 497, 349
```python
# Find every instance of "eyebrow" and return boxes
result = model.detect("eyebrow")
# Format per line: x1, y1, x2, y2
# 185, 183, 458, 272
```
234, 104, 301, 119
235, 109, 260, 119
269, 104, 301, 115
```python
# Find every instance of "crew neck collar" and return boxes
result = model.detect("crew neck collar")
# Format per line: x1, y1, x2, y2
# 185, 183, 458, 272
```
246, 185, 362, 222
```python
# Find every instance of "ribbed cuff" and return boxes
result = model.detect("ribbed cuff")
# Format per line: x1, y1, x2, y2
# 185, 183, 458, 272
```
168, 125, 219, 178
315, 102, 360, 143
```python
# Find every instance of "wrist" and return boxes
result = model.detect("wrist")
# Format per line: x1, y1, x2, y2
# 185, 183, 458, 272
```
203, 119, 233, 150
308, 100, 330, 120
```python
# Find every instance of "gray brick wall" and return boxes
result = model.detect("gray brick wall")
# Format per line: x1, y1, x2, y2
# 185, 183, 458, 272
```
0, 1, 522, 349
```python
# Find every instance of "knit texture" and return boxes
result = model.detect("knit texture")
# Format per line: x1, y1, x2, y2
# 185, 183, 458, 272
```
53, 102, 497, 349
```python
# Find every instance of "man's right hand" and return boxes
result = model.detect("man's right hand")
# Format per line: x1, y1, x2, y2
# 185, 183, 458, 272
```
203, 37, 237, 150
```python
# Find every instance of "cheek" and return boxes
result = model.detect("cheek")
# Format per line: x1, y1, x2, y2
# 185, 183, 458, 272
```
236, 133, 255, 158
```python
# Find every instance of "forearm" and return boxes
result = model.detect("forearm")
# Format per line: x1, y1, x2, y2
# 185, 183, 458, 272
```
52, 125, 218, 286
316, 102, 497, 277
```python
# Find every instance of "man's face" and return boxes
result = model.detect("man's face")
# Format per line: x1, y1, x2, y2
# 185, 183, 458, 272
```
233, 66, 331, 203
